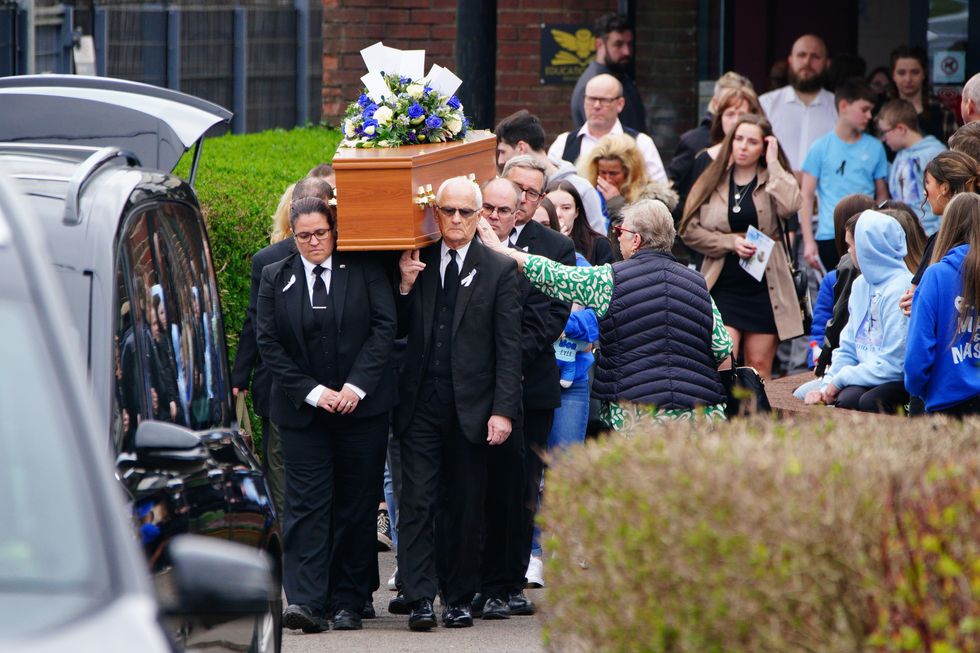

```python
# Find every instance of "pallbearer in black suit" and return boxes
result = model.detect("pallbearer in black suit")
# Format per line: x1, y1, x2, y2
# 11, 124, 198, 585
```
500, 156, 575, 613
394, 177, 522, 631
257, 197, 396, 633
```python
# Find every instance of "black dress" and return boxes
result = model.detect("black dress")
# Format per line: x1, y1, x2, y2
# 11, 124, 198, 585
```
710, 174, 778, 335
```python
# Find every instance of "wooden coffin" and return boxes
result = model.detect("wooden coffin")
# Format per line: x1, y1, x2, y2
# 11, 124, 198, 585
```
333, 130, 497, 251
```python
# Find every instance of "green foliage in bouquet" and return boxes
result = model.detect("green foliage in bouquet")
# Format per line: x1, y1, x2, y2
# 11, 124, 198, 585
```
341, 73, 469, 148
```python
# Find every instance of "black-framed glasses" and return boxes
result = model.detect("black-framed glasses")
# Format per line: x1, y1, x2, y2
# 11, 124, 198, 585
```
293, 228, 332, 242
435, 205, 478, 219
877, 123, 900, 138
613, 225, 637, 237
514, 185, 544, 201
481, 203, 515, 217
584, 95, 622, 106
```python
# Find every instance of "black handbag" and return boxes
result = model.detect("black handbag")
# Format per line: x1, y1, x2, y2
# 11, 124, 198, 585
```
776, 217, 813, 334
719, 355, 772, 417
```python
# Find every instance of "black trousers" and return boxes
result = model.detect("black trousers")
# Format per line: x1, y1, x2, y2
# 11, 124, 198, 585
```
816, 238, 840, 273
397, 378, 488, 607
280, 409, 388, 615
835, 382, 908, 414
480, 411, 525, 600
516, 407, 554, 593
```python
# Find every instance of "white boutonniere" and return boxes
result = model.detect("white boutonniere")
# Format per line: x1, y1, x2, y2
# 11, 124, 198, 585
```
282, 274, 296, 292
460, 269, 477, 287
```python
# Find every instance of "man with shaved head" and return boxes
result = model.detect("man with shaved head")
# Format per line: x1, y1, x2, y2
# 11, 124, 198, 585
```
549, 73, 667, 181
960, 73, 980, 124
394, 176, 522, 631
760, 34, 838, 172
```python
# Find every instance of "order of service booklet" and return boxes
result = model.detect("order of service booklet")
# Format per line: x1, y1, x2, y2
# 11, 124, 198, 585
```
738, 225, 775, 281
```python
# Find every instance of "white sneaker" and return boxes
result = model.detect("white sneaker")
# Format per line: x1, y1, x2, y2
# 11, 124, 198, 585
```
525, 555, 544, 588
387, 568, 397, 591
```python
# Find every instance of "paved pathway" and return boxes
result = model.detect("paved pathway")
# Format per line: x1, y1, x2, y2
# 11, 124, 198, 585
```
283, 550, 546, 653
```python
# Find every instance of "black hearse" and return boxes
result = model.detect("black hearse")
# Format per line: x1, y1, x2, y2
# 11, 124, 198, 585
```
0, 76, 282, 653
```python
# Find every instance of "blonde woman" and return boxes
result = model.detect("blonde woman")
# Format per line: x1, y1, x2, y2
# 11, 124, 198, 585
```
579, 133, 678, 259
270, 183, 298, 244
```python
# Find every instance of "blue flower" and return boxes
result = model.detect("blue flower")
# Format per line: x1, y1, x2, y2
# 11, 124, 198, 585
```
425, 115, 443, 130
362, 118, 379, 137
423, 86, 432, 97
407, 103, 425, 120
408, 130, 418, 143
448, 95, 461, 109
399, 76, 411, 85
357, 94, 371, 107
362, 102, 379, 119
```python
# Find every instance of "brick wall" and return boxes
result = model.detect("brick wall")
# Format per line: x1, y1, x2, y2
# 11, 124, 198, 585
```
320, 0, 700, 162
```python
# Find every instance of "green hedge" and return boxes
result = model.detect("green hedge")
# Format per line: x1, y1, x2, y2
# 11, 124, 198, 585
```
175, 125, 342, 445
539, 415, 979, 653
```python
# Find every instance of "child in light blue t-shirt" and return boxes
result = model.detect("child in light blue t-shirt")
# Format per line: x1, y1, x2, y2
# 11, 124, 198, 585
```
800, 79, 889, 272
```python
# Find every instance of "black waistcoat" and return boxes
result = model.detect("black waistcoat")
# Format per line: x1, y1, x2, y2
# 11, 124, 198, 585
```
301, 279, 341, 389
426, 271, 456, 379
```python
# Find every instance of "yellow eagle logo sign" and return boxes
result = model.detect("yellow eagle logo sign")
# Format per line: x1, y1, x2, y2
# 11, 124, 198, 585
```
550, 28, 595, 66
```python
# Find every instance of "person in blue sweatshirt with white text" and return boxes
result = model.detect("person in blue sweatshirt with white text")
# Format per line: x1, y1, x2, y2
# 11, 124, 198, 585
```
805, 210, 913, 412
905, 193, 980, 416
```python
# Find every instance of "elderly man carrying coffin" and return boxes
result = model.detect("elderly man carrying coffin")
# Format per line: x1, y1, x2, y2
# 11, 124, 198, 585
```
476, 199, 732, 429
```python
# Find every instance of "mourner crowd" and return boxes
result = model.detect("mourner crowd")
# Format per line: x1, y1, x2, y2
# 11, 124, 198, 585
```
228, 13, 980, 634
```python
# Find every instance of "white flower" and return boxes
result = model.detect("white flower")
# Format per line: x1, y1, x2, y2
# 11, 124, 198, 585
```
343, 119, 357, 137
363, 124, 376, 136
374, 106, 394, 126
446, 117, 463, 135
407, 84, 424, 99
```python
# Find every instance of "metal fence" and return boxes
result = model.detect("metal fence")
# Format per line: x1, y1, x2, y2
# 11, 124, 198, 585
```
0, 3, 322, 134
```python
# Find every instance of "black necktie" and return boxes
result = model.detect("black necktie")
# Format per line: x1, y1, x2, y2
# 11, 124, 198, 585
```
443, 250, 459, 304
508, 228, 518, 249
312, 264, 329, 327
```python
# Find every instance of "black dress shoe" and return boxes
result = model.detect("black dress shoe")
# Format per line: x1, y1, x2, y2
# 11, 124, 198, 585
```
481, 596, 511, 620
470, 592, 484, 618
282, 604, 330, 633
361, 600, 376, 619
332, 608, 363, 631
388, 592, 410, 615
442, 604, 474, 628
508, 590, 536, 616
408, 598, 436, 631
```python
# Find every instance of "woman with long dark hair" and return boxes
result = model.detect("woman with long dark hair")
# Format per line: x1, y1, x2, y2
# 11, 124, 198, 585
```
680, 114, 803, 380
546, 180, 614, 265
890, 45, 957, 144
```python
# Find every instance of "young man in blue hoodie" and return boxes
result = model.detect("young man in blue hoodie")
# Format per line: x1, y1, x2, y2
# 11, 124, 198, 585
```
905, 194, 980, 415
805, 210, 913, 412
877, 99, 947, 235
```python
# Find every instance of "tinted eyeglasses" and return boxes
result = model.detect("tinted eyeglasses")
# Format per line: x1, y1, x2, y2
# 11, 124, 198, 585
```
613, 225, 637, 237
584, 95, 622, 107
435, 206, 478, 219
293, 228, 332, 242
481, 203, 515, 217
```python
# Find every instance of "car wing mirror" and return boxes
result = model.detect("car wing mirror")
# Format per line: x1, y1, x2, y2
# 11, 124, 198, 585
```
157, 535, 274, 619
134, 421, 207, 464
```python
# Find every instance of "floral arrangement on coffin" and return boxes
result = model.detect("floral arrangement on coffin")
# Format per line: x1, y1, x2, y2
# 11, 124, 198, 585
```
339, 42, 470, 149
341, 75, 469, 148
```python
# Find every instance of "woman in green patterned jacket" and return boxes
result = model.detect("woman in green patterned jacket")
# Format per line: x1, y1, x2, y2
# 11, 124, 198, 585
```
477, 198, 732, 430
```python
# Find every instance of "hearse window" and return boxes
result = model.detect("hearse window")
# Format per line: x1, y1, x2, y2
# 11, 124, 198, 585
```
154, 202, 229, 430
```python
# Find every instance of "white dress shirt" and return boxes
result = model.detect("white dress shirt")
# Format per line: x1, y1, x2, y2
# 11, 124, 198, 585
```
548, 119, 668, 183
298, 254, 366, 406
759, 85, 838, 171
440, 239, 472, 283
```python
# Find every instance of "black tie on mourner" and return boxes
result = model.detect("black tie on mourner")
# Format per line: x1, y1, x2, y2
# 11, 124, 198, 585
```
312, 264, 329, 327
443, 250, 459, 304
507, 228, 517, 249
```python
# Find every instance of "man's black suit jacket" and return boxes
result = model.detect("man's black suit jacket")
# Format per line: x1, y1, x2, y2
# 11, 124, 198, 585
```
231, 237, 297, 418
514, 220, 576, 410
256, 251, 397, 429
394, 239, 522, 444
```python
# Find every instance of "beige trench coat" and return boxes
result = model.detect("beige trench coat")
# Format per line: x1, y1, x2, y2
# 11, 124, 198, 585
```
680, 160, 804, 341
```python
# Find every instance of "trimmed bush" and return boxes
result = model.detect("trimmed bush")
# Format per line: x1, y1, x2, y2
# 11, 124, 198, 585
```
175, 125, 342, 445
539, 415, 979, 653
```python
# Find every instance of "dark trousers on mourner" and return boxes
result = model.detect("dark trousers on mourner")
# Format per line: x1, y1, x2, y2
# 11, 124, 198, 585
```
398, 377, 488, 607
280, 410, 388, 616
835, 381, 908, 414
516, 408, 554, 591
481, 413, 525, 600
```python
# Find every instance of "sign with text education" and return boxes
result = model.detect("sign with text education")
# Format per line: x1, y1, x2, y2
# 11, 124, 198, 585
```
540, 23, 595, 85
